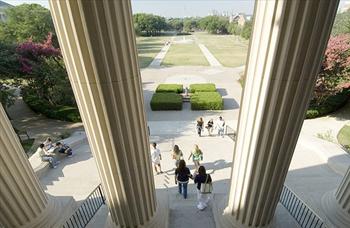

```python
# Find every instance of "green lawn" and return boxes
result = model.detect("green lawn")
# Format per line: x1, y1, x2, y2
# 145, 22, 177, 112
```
136, 33, 174, 68
136, 32, 249, 68
338, 125, 350, 152
161, 43, 209, 66
194, 33, 249, 67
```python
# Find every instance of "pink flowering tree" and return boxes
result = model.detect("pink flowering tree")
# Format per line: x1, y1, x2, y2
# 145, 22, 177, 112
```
313, 33, 350, 105
16, 33, 75, 107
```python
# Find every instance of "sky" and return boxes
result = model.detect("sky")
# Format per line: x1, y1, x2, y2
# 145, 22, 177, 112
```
2, 0, 348, 18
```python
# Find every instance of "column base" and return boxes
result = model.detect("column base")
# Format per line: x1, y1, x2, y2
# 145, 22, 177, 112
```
105, 198, 168, 228
215, 195, 276, 228
322, 189, 350, 228
18, 193, 62, 228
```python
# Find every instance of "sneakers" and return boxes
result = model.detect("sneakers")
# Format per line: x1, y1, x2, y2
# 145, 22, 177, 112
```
53, 166, 58, 169
68, 152, 74, 158
56, 161, 61, 164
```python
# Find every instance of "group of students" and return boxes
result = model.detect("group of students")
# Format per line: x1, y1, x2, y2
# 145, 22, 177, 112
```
196, 116, 225, 137
36, 137, 74, 169
150, 142, 212, 210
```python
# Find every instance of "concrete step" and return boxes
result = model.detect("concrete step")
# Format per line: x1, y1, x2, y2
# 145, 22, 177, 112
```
168, 193, 215, 228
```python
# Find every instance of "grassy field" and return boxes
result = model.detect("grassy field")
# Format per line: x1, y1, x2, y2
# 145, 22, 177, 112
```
194, 33, 249, 67
161, 41, 209, 66
338, 125, 350, 152
136, 33, 174, 68
136, 32, 249, 68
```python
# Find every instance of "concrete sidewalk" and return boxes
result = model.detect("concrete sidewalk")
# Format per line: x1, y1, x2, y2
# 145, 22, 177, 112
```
5, 32, 350, 227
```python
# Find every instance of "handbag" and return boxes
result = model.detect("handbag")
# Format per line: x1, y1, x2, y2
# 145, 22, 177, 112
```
200, 174, 213, 194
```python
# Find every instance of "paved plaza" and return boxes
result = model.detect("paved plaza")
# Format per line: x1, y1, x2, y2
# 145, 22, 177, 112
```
6, 34, 350, 227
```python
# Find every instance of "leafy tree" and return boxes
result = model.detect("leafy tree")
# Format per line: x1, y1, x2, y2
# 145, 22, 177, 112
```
240, 20, 252, 39
0, 4, 58, 47
228, 23, 242, 36
167, 18, 184, 32
313, 34, 350, 105
331, 9, 350, 36
133, 13, 167, 36
15, 33, 75, 107
0, 42, 20, 108
184, 19, 198, 31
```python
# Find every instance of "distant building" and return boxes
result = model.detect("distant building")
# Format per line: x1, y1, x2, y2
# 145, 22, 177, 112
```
340, 1, 350, 13
0, 0, 12, 22
229, 13, 253, 26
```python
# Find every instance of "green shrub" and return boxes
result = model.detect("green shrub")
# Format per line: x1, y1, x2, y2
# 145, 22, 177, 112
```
150, 93, 183, 110
190, 83, 216, 93
306, 90, 350, 119
23, 94, 81, 122
190, 92, 223, 110
156, 84, 183, 94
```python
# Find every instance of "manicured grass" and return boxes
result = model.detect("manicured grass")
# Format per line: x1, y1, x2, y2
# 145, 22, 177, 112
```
161, 43, 209, 66
338, 125, 350, 152
136, 33, 174, 68
194, 33, 249, 67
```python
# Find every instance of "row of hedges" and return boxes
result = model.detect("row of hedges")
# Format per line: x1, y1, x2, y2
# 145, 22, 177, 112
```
151, 83, 223, 111
150, 93, 183, 110
23, 94, 81, 122
306, 90, 350, 119
155, 84, 183, 93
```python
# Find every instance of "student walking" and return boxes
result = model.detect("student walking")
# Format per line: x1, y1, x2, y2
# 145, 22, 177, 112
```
150, 142, 163, 175
194, 166, 212, 210
175, 160, 192, 199
171, 145, 183, 167
215, 116, 225, 137
196, 117, 204, 137
205, 119, 214, 136
188, 144, 203, 171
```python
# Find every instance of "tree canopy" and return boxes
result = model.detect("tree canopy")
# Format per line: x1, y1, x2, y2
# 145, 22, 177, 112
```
133, 13, 167, 36
331, 9, 350, 37
0, 4, 58, 46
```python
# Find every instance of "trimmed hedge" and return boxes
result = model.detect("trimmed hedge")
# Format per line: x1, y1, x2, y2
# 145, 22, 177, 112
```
156, 84, 183, 94
190, 92, 223, 110
23, 94, 81, 122
150, 93, 183, 110
306, 90, 350, 119
190, 83, 216, 93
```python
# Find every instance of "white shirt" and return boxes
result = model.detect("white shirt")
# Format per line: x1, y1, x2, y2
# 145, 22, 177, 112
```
216, 119, 225, 129
151, 148, 161, 163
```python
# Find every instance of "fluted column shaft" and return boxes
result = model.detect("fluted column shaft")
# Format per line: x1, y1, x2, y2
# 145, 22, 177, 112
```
49, 1, 163, 227
0, 105, 61, 227
219, 1, 339, 227
322, 166, 350, 227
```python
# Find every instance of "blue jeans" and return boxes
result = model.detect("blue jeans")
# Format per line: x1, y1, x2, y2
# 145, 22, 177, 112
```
41, 156, 57, 168
178, 181, 188, 199
59, 148, 73, 156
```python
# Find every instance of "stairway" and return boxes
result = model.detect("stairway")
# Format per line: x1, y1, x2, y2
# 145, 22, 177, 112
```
167, 193, 216, 228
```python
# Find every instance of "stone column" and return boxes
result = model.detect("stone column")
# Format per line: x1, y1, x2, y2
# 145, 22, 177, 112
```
217, 1, 339, 227
48, 1, 165, 227
322, 166, 350, 227
0, 105, 62, 228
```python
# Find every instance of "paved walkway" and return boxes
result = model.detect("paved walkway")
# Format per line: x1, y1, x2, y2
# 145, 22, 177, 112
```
5, 33, 350, 227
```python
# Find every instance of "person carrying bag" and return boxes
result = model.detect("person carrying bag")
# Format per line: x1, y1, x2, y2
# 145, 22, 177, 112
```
194, 166, 212, 210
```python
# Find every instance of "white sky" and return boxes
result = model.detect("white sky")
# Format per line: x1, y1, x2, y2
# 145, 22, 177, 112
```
2, 0, 348, 18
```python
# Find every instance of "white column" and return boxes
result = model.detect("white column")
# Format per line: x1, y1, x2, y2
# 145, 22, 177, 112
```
48, 1, 165, 227
217, 1, 340, 227
322, 166, 350, 227
0, 105, 62, 228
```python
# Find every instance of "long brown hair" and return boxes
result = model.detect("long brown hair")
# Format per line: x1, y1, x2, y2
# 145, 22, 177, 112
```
178, 160, 186, 173
198, 166, 206, 175
173, 145, 180, 155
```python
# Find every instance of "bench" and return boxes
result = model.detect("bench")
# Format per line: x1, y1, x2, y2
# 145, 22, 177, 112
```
29, 131, 87, 179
